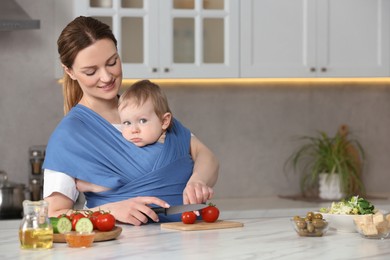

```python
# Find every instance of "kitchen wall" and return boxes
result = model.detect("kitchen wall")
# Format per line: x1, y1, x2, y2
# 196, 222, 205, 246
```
0, 1, 389, 200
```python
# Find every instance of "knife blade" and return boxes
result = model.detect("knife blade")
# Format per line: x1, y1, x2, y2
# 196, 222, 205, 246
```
152, 204, 207, 215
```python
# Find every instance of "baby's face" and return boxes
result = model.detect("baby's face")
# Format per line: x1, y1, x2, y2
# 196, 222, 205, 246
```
119, 99, 164, 147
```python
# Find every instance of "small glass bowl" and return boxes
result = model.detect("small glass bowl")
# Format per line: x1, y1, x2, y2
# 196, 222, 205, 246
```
354, 216, 390, 240
291, 218, 329, 237
65, 231, 95, 248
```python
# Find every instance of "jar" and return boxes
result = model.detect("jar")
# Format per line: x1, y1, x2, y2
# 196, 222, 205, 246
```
19, 200, 53, 249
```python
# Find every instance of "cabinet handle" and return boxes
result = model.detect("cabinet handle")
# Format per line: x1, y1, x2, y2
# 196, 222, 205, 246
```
321, 67, 327, 72
310, 67, 316, 72
152, 68, 158, 73
164, 68, 170, 73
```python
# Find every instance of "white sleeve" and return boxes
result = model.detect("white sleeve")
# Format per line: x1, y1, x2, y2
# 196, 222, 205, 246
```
43, 169, 79, 202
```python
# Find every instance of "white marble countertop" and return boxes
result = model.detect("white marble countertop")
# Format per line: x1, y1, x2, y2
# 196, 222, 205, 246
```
2, 196, 390, 260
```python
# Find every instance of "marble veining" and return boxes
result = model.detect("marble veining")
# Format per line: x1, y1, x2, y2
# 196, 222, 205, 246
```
2, 197, 390, 260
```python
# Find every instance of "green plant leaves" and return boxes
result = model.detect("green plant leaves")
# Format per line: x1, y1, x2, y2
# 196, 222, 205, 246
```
285, 129, 365, 197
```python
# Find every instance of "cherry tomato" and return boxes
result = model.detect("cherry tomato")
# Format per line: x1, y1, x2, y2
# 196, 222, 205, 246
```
89, 210, 102, 230
201, 203, 220, 223
96, 213, 116, 231
71, 212, 86, 231
181, 211, 197, 224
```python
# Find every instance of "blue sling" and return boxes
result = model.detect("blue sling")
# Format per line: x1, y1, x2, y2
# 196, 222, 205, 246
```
43, 105, 194, 222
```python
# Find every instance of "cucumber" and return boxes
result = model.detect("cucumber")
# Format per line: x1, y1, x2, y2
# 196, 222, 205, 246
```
75, 218, 94, 232
57, 217, 72, 234
50, 217, 72, 234
50, 217, 59, 233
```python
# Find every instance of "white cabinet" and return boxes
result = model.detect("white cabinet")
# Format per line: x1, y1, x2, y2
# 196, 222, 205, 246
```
75, 0, 239, 79
241, 0, 390, 78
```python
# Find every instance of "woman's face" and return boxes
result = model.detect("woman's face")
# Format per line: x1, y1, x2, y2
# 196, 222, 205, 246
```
65, 38, 122, 106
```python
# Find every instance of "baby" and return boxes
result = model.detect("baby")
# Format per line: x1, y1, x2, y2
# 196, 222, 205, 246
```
76, 79, 173, 193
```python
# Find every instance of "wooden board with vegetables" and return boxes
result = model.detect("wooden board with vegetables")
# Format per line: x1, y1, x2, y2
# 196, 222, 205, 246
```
50, 209, 121, 243
162, 202, 244, 231
53, 226, 122, 243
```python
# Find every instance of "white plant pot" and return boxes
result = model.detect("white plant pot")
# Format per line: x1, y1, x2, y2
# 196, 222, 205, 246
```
318, 173, 345, 200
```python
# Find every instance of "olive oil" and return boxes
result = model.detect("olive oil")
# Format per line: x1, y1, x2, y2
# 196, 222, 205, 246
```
19, 227, 53, 249
19, 200, 53, 250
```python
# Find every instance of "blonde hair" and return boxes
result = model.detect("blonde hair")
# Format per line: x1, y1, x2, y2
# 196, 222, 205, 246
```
57, 16, 117, 114
118, 80, 173, 129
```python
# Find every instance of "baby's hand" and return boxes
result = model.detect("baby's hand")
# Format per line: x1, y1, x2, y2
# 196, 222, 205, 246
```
76, 179, 110, 193
183, 181, 214, 204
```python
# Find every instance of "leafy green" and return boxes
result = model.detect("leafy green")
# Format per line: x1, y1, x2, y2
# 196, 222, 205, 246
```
319, 196, 375, 215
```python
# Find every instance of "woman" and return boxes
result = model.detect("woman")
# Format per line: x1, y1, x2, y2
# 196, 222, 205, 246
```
43, 16, 219, 226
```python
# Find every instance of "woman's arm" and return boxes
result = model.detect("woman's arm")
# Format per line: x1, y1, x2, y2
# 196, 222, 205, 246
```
45, 193, 170, 226
44, 170, 170, 226
184, 135, 219, 204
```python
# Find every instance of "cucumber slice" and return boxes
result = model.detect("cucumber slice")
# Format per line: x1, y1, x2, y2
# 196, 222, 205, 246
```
50, 217, 59, 233
75, 218, 94, 232
57, 217, 72, 234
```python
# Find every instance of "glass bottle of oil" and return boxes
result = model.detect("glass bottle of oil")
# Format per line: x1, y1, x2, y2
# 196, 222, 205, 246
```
19, 200, 53, 249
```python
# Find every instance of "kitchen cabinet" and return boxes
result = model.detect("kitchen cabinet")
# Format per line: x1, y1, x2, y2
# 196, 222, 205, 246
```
75, 0, 239, 79
240, 0, 390, 78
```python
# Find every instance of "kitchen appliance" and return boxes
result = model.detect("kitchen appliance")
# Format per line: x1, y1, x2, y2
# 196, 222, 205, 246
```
0, 170, 26, 219
0, 0, 40, 31
29, 145, 46, 201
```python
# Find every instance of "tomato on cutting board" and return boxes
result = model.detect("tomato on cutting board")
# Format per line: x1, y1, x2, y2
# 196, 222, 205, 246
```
181, 211, 197, 224
201, 203, 220, 223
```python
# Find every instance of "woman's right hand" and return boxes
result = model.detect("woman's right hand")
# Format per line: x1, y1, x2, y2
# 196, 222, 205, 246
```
92, 196, 170, 226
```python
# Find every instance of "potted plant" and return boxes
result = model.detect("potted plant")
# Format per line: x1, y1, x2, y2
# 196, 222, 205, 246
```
285, 125, 365, 200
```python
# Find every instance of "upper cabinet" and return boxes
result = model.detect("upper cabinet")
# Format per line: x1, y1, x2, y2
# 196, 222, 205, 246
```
61, 0, 390, 79
240, 0, 390, 78
75, 0, 239, 79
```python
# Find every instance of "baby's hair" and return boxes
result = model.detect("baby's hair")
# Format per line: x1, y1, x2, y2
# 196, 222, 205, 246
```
119, 80, 173, 129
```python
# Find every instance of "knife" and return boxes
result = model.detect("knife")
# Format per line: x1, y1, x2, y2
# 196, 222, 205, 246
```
151, 204, 207, 215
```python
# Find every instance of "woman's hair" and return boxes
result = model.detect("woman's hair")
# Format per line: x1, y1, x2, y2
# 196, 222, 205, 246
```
118, 80, 173, 129
57, 16, 117, 114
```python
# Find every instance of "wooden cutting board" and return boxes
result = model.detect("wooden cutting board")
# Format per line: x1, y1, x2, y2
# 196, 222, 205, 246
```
53, 226, 122, 243
161, 220, 244, 231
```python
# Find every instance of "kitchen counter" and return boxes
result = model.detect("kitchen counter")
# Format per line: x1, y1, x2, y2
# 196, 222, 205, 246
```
2, 196, 390, 260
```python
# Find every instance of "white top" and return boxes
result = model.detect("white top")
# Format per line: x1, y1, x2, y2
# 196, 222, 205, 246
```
43, 169, 79, 201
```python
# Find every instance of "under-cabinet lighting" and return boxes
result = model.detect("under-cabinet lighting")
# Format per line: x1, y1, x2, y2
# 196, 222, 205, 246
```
121, 78, 390, 88
58, 78, 390, 89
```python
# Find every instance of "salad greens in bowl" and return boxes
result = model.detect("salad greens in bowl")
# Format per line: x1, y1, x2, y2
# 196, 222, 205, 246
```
319, 196, 377, 233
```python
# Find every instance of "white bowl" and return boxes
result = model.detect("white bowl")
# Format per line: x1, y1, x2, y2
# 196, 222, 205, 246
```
320, 213, 357, 233
321, 210, 388, 233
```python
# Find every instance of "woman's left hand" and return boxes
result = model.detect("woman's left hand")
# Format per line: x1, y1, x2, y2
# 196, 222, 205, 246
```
183, 180, 214, 204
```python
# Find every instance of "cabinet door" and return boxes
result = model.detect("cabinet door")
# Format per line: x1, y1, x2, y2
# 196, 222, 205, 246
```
316, 0, 389, 77
158, 0, 239, 78
75, 0, 159, 79
240, 0, 317, 78
75, 0, 239, 79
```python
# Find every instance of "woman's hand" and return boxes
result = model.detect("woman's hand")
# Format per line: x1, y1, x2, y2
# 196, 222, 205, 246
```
96, 196, 170, 226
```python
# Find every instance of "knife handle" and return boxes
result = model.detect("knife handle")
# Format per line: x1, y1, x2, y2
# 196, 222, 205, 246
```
151, 207, 167, 215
